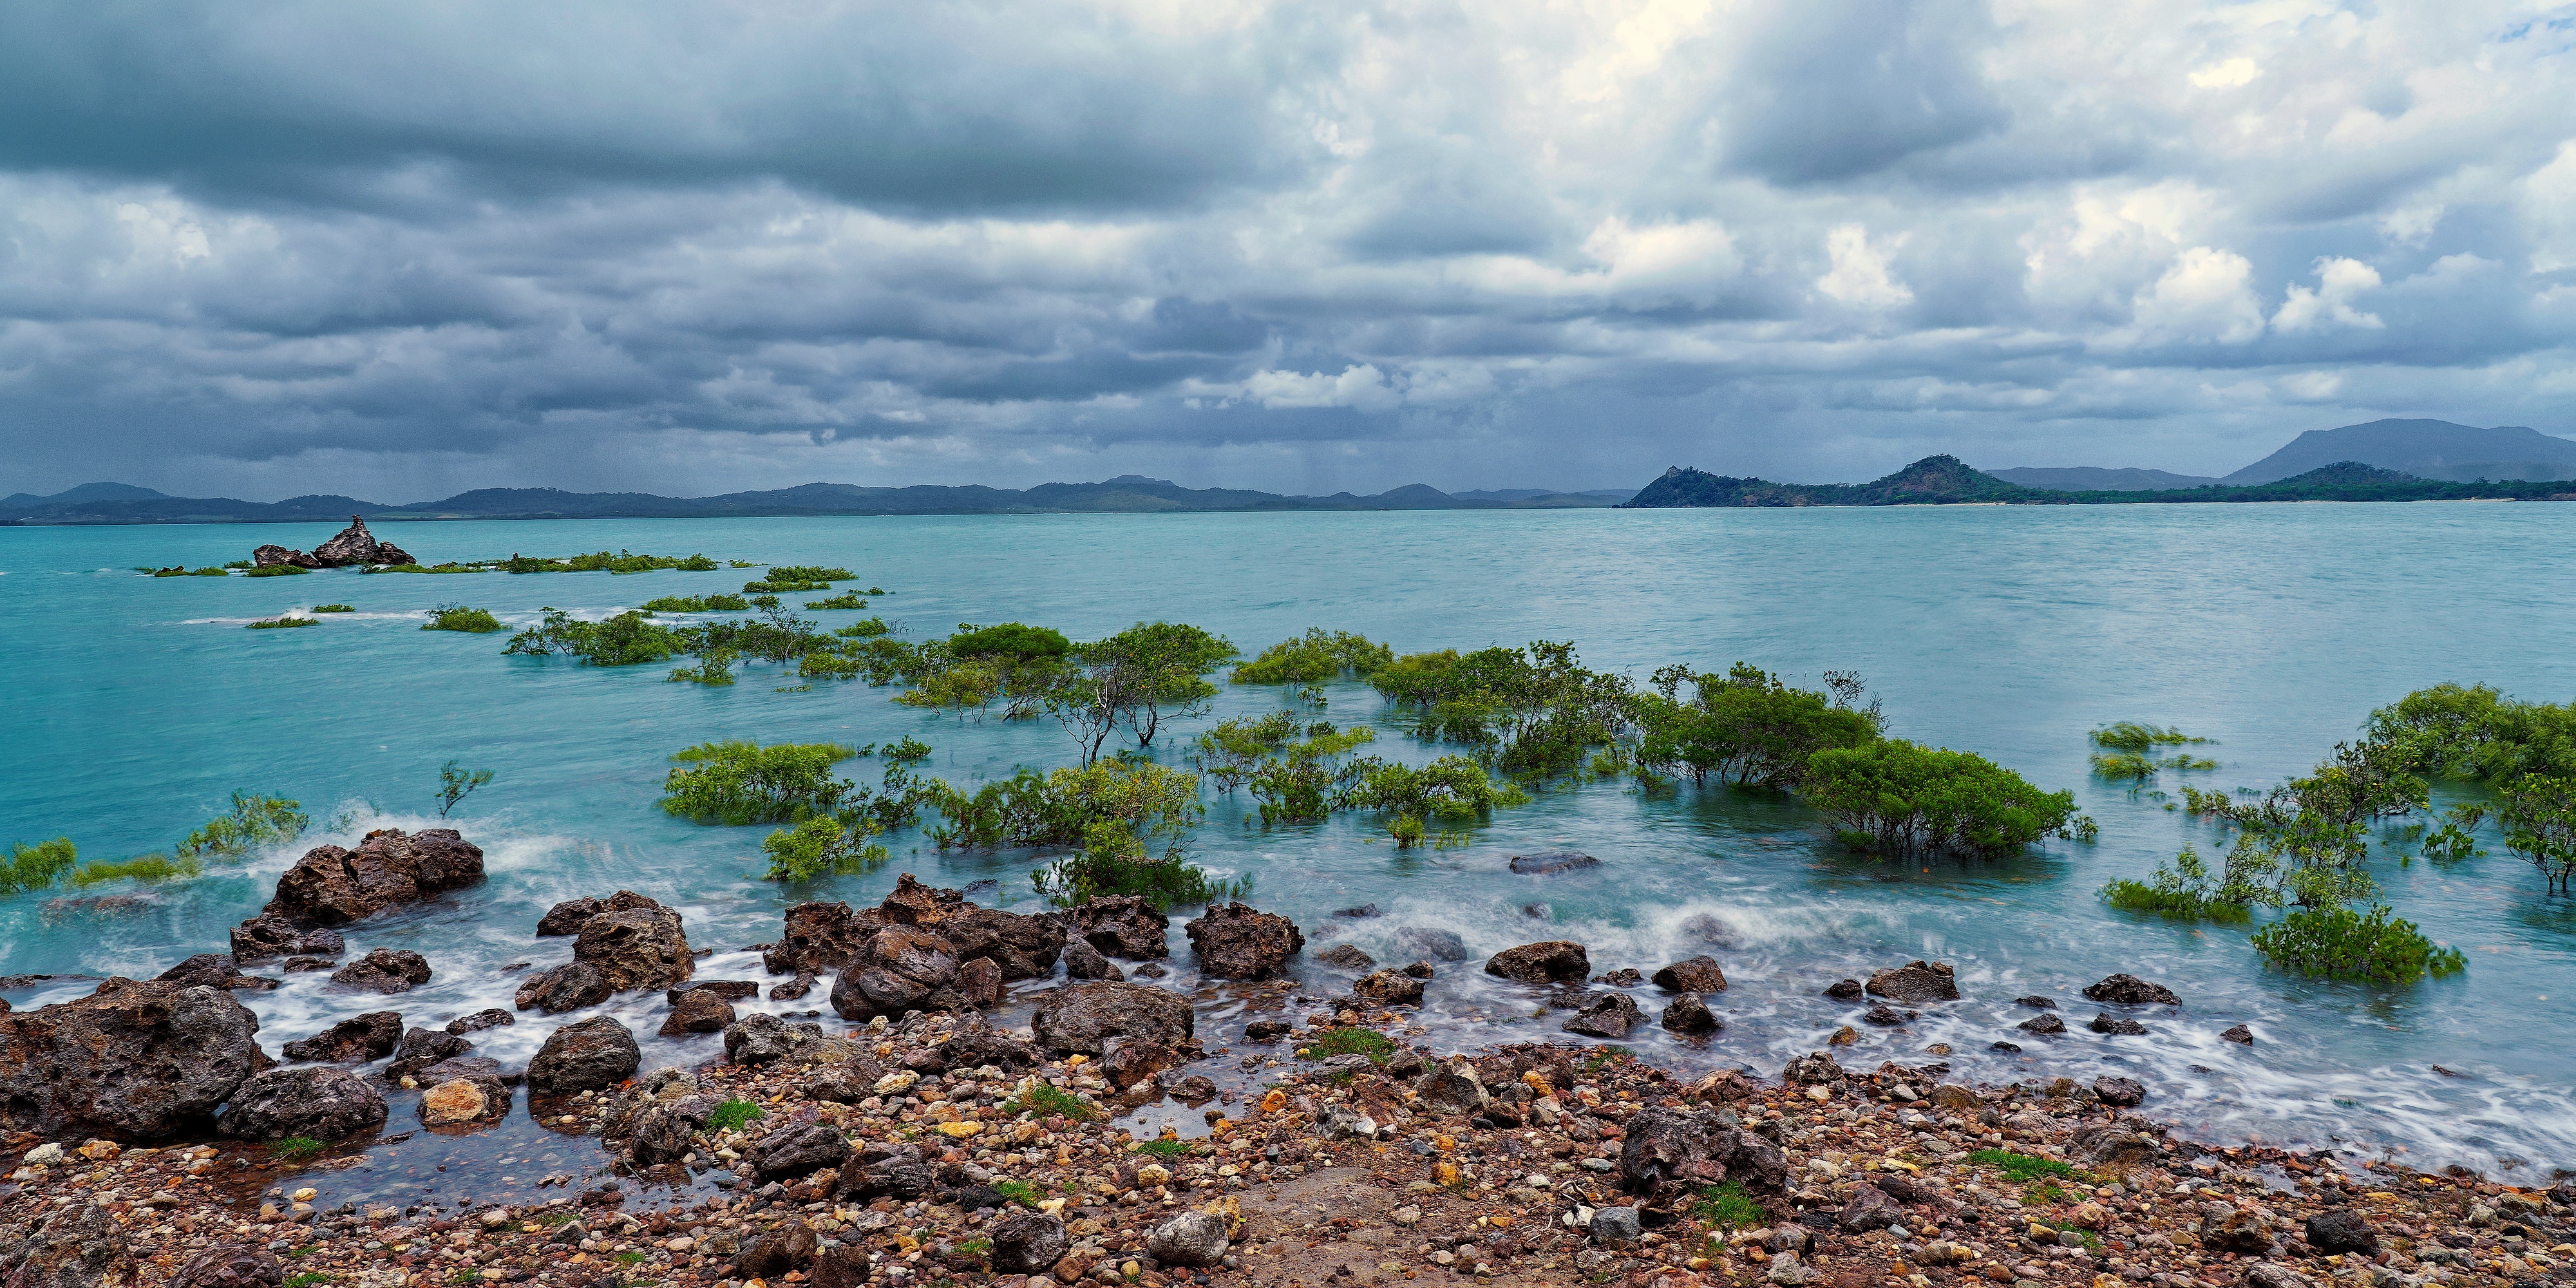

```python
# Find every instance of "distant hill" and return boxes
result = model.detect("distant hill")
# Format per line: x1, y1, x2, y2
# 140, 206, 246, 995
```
1622, 455, 2576, 507
1991, 466, 2224, 492
0, 475, 1631, 525
1450, 487, 1634, 505
2224, 419, 2576, 484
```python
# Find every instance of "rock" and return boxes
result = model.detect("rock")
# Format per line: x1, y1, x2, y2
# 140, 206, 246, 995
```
2221, 1023, 2254, 1045
419, 1077, 507, 1128
956, 956, 1004, 1006
153, 954, 272, 991
1314, 1102, 1378, 1140
227, 915, 344, 963
1509, 851, 1599, 875
281, 1011, 402, 1063
1144, 1210, 1230, 1267
1823, 979, 1864, 1000
835, 1142, 933, 1201
1183, 902, 1305, 979
1989, 1040, 2021, 1052
1352, 969, 1425, 1005
2305, 1208, 2379, 1256
1661, 992, 1719, 1035
749, 1122, 851, 1180
802, 1058, 885, 1103
515, 961, 612, 1013
1332, 903, 1381, 919
2014, 994, 2056, 1009
1562, 992, 1643, 1038
1589, 1206, 1643, 1243
1618, 1106, 1783, 1196
936, 905, 1068, 981
659, 989, 736, 1037
1930, 1084, 1980, 1112
1393, 926, 1469, 961
1865, 960, 1958, 1003
2206, 1206, 2277, 1255
1402, 960, 1435, 978
2089, 1013, 2148, 1036
0, 977, 263, 1141
252, 544, 313, 569
4, 1202, 137, 1288
1068, 895, 1170, 958
1030, 981, 1193, 1054
571, 893, 692, 992
1314, 943, 1375, 970
169, 1246, 284, 1288
1861, 1004, 1909, 1027
943, 1019, 1039, 1069
2242, 1263, 2314, 1288
664, 980, 758, 1005
1103, 1039, 1182, 1091
731, 1220, 818, 1279
265, 828, 485, 926
1765, 1251, 1810, 1285
535, 897, 607, 936
989, 1213, 1068, 1274
526, 1016, 641, 1094
1521, 902, 1551, 919
1484, 941, 1590, 983
764, 902, 876, 978
329, 949, 431, 994
1414, 1057, 1491, 1115
2016, 1011, 2066, 1036
1781, 1052, 1844, 1084
625, 1103, 691, 1162
1826, 1025, 1857, 1046
726, 1012, 828, 1066
383, 1027, 473, 1083
1244, 1020, 1291, 1041
2092, 1075, 2146, 1106
1651, 956, 1728, 993
1680, 912, 1739, 947
2082, 974, 2180, 1005
2067, 1123, 2159, 1168
308, 516, 393, 567
216, 1066, 389, 1145
1838, 1182, 1903, 1231
829, 925, 961, 1020
1061, 936, 1124, 982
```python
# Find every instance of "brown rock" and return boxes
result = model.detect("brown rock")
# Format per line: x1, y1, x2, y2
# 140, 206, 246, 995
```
153, 954, 276, 992
1352, 969, 1425, 1005
1484, 941, 1591, 983
419, 1077, 506, 1128
1864, 960, 1958, 1003
1029, 981, 1193, 1054
571, 893, 692, 992
1102, 1039, 1182, 1091
227, 914, 343, 963
1068, 894, 1170, 958
957, 956, 1004, 1006
170, 1246, 283, 1288
1651, 956, 1728, 993
1562, 991, 1642, 1037
1182, 902, 1305, 979
281, 1011, 402, 1063
214, 1066, 386, 1142
0, 976, 264, 1141
329, 949, 431, 994
535, 897, 607, 936
526, 1016, 641, 1094
516, 961, 612, 1013
5, 1202, 137, 1288
2083, 973, 2181, 1005
1661, 992, 1719, 1035
659, 989, 737, 1036
264, 828, 484, 926
829, 925, 961, 1019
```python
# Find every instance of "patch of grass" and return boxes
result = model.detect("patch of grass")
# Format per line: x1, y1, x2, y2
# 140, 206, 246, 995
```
1294, 1028, 1396, 1065
422, 604, 504, 633
1967, 1148, 2073, 1182
639, 594, 751, 614
1133, 1139, 1191, 1158
992, 1180, 1043, 1207
614, 1253, 648, 1265
1002, 1081, 1101, 1122
448, 1271, 481, 1285
247, 616, 316, 629
153, 566, 231, 577
2026, 1179, 2073, 1205
65, 854, 202, 887
286, 1273, 334, 1288
267, 1136, 329, 1162
1584, 1050, 1627, 1073
309, 603, 355, 613
705, 1098, 766, 1132
529, 1210, 582, 1227
804, 592, 869, 610
1690, 1181, 1763, 1231
243, 564, 310, 577
955, 1238, 991, 1258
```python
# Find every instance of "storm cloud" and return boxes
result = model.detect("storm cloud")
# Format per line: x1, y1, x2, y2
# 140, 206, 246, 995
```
0, 0, 2570, 498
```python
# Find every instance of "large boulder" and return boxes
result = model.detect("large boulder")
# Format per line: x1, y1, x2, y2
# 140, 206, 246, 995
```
251, 544, 323, 570
0, 978, 263, 1141
384, 1027, 473, 1083
724, 1012, 828, 1066
1030, 981, 1193, 1054
1069, 895, 1170, 959
937, 906, 1067, 980
835, 1142, 933, 1201
571, 893, 692, 993
2304, 1209, 2378, 1256
1865, 961, 1959, 1003
265, 828, 484, 927
764, 902, 876, 978
1352, 969, 1425, 1005
1652, 956, 1728, 994
989, 1213, 1068, 1274
1837, 1182, 1903, 1232
1061, 936, 1124, 982
1562, 992, 1643, 1038
1508, 851, 1598, 875
748, 1122, 851, 1181
227, 915, 343, 963
2082, 974, 2181, 1005
169, 1247, 283, 1288
1184, 903, 1305, 979
1781, 1051, 1845, 1084
308, 516, 392, 567
535, 897, 608, 936
2, 1202, 137, 1288
154, 955, 274, 992
215, 1067, 387, 1142
1618, 1108, 1786, 1198
830, 925, 961, 1019
1392, 926, 1468, 962
516, 961, 612, 1013
659, 989, 737, 1037
526, 1017, 641, 1094
1146, 1211, 1231, 1268
419, 1075, 509, 1128
1662, 992, 1719, 1036
731, 1222, 818, 1280
1484, 941, 1590, 984
329, 949, 431, 994
281, 1012, 403, 1063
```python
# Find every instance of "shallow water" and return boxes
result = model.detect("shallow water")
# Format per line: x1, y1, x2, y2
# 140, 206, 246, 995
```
6, 504, 2576, 1180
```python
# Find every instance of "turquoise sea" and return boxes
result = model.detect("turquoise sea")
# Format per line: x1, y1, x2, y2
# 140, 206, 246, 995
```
6, 504, 2576, 1180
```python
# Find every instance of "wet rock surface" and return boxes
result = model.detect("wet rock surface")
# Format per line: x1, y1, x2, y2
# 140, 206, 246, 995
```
526, 1015, 641, 1093
658, 987, 737, 1036
1506, 850, 1598, 875
514, 960, 611, 1013
225, 914, 343, 963
1030, 980, 1194, 1054
2084, 972, 2182, 1005
1484, 940, 1590, 983
1068, 894, 1170, 958
280, 1010, 402, 1063
263, 827, 484, 926
1182, 902, 1305, 979
569, 891, 694, 993
153, 955, 275, 992
1652, 955, 1728, 993
213, 1066, 387, 1142
0, 976, 264, 1141
326, 949, 431, 993
1864, 959, 1959, 1003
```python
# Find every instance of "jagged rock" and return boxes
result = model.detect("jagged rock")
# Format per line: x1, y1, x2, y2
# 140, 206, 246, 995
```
227, 914, 344, 963
154, 954, 275, 992
802, 1059, 886, 1103
2221, 1023, 2253, 1044
658, 989, 736, 1036
1061, 936, 1124, 981
1484, 940, 1590, 983
329, 949, 431, 994
535, 897, 607, 936
419, 1076, 508, 1128
169, 1246, 283, 1288
308, 516, 393, 567
1865, 960, 1958, 1003
515, 961, 611, 1013
252, 544, 321, 570
1352, 969, 1425, 1005
2082, 974, 2180, 1005
1781, 1051, 1845, 1084
4, 1202, 137, 1288
665, 980, 758, 1004
764, 902, 875, 978
956, 956, 1003, 1006
1589, 1206, 1643, 1244
876, 873, 960, 924
1508, 851, 1598, 875
527, 1016, 640, 1093
1618, 1107, 1785, 1197
1183, 902, 1305, 979
1823, 978, 1864, 1000
1401, 960, 1435, 978
1030, 981, 1193, 1054
2089, 1013, 2148, 1036
1414, 1057, 1490, 1115
989, 1213, 1068, 1274
282, 1011, 402, 1063
1837, 1182, 1903, 1231
2067, 1122, 2159, 1168
0, 976, 264, 1141
1662, 992, 1719, 1035
2092, 1075, 2146, 1106
2304, 1209, 2378, 1256
1562, 992, 1643, 1038
2018, 1012, 2066, 1036
1068, 895, 1170, 958
835, 1142, 933, 1200
1244, 1020, 1291, 1042
264, 828, 484, 926
571, 893, 692, 992
749, 1122, 850, 1181
731, 1220, 818, 1279
938, 905, 1068, 981
830, 925, 960, 1019
2206, 1207, 2278, 1255
2014, 994, 2056, 1009
1102, 1040, 1182, 1091
1314, 943, 1375, 970
383, 1027, 471, 1083
1862, 1004, 1910, 1027
1144, 1210, 1230, 1267
1651, 956, 1728, 993
724, 1012, 827, 1066
1392, 926, 1468, 962
215, 1066, 386, 1142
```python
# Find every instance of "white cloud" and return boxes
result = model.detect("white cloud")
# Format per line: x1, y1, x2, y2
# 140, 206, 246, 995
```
1240, 365, 1402, 412
2188, 58, 2262, 89
1816, 225, 1913, 308
2273, 256, 2385, 332
2128, 247, 2265, 344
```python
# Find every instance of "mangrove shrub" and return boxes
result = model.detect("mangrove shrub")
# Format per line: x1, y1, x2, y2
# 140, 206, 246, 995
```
2249, 905, 2465, 983
423, 603, 504, 632
1230, 629, 1395, 684
761, 815, 890, 882
659, 741, 860, 824
505, 609, 682, 666
1804, 739, 2077, 858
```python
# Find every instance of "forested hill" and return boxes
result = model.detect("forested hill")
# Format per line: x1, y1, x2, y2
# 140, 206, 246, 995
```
1623, 457, 2576, 507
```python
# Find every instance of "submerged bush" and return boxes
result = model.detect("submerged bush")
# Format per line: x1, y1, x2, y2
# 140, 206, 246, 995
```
153, 566, 229, 578
2250, 905, 2465, 983
178, 791, 308, 859
639, 593, 751, 613
246, 616, 315, 629
2101, 842, 2266, 922
243, 564, 309, 578
1804, 739, 2076, 858
1633, 663, 1879, 790
668, 648, 739, 687
309, 603, 354, 613
759, 815, 889, 882
66, 855, 203, 887
743, 564, 853, 593
500, 551, 720, 574
804, 591, 869, 610
422, 603, 504, 633
660, 741, 861, 824
2090, 723, 2209, 752
504, 609, 681, 665
1, 838, 80, 895
1231, 629, 1395, 684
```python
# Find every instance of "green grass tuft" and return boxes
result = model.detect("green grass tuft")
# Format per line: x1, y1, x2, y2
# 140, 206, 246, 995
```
1002, 1081, 1100, 1122
1132, 1139, 1191, 1157
1967, 1148, 2072, 1182
1690, 1181, 1763, 1231
267, 1136, 328, 1162
247, 616, 316, 629
286, 1273, 334, 1288
309, 604, 354, 613
243, 564, 310, 577
1294, 1028, 1396, 1065
705, 1098, 766, 1132
422, 603, 505, 633
992, 1179, 1043, 1207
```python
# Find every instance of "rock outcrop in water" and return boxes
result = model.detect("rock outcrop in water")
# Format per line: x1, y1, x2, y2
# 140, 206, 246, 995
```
281, 1010, 402, 1063
1067, 895, 1168, 958
1484, 940, 1589, 983
527, 1016, 641, 1093
1029, 980, 1193, 1054
260, 828, 485, 927
214, 1066, 388, 1142
1182, 902, 1304, 979
764, 875, 1067, 1019
228, 914, 343, 963
251, 516, 412, 570
0, 977, 265, 1141
1864, 960, 1958, 1003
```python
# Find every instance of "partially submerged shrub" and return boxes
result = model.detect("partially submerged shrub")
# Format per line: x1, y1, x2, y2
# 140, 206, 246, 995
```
2102, 842, 2266, 923
309, 603, 354, 613
2250, 904, 2465, 983
1231, 629, 1395, 684
246, 616, 315, 629
178, 791, 308, 859
804, 592, 869, 610
243, 564, 309, 577
660, 740, 860, 824
422, 604, 504, 633
759, 815, 889, 881
1804, 739, 2076, 858
504, 609, 681, 665
1, 838, 79, 895
639, 593, 750, 613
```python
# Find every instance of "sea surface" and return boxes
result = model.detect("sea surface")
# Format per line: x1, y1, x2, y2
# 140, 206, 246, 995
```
6, 504, 2576, 1193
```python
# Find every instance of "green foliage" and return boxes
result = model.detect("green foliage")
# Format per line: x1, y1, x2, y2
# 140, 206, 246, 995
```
668, 648, 739, 686
285, 1273, 334, 1288
1188, 712, 1302, 793
308, 603, 354, 613
2500, 775, 2576, 895
673, 599, 835, 666
1690, 1182, 1763, 1232
364, 562, 482, 575
2250, 904, 2465, 983
500, 551, 720, 574
243, 564, 309, 577
2367, 683, 2576, 784
1230, 629, 1396, 684
266, 1137, 330, 1162
1633, 663, 1879, 790
247, 616, 315, 629
760, 814, 891, 882
1247, 724, 1379, 824
1003, 1081, 1100, 1121
759, 565, 853, 585
638, 593, 750, 613
177, 791, 308, 859
1966, 1148, 2072, 1182
1374, 641, 1634, 777
838, 618, 892, 639
1388, 813, 1425, 848
504, 609, 682, 665
1055, 622, 1238, 759
1295, 1028, 1395, 1064
152, 566, 231, 576
804, 591, 869, 610
992, 1180, 1043, 1206
1803, 739, 2077, 858
2101, 842, 2266, 922
660, 741, 862, 824
2090, 723, 2208, 752
705, 1099, 766, 1132
223, 560, 253, 569
1132, 1138, 1191, 1157
1345, 755, 1528, 838
2421, 804, 2486, 866
67, 855, 203, 887
435, 762, 492, 819
1, 839, 79, 895
422, 603, 504, 632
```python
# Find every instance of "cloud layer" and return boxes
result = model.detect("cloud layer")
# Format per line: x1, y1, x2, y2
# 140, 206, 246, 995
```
1, 0, 2571, 498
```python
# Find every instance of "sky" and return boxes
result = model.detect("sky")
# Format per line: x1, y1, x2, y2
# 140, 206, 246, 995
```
1, 0, 2573, 501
